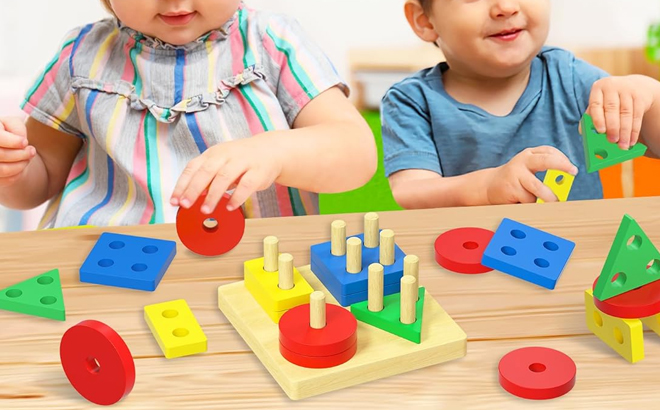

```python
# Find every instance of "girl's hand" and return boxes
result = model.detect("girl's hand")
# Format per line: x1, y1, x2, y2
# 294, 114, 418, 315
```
0, 117, 36, 187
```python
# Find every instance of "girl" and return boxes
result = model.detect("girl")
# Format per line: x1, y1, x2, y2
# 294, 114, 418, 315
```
0, 0, 376, 227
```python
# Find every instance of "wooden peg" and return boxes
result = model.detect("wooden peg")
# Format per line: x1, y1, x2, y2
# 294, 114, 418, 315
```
400, 275, 418, 325
310, 291, 326, 329
331, 220, 347, 256
346, 237, 362, 274
263, 236, 279, 272
368, 263, 384, 312
380, 229, 395, 266
364, 213, 379, 248
404, 255, 420, 283
278, 253, 294, 290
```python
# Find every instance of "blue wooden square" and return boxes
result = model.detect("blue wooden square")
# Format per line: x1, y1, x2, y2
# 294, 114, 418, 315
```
310, 233, 406, 306
481, 218, 575, 290
80, 232, 177, 291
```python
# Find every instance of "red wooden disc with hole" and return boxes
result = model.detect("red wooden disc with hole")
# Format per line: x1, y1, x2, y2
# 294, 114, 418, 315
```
280, 341, 357, 368
60, 320, 135, 406
434, 228, 494, 274
279, 303, 357, 357
592, 277, 660, 318
499, 347, 576, 400
176, 191, 245, 256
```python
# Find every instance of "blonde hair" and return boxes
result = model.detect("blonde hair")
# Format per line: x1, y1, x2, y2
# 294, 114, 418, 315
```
100, 0, 114, 14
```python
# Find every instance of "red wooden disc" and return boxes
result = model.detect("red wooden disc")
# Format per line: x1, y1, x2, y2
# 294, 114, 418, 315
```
176, 191, 245, 257
592, 277, 660, 318
435, 228, 494, 274
279, 303, 357, 357
60, 320, 135, 405
280, 341, 357, 369
499, 347, 576, 400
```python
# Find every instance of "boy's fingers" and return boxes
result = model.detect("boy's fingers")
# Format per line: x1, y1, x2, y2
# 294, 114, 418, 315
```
588, 88, 607, 134
520, 174, 556, 203
527, 147, 578, 175
603, 90, 621, 144
202, 165, 244, 214
618, 92, 634, 150
631, 96, 644, 147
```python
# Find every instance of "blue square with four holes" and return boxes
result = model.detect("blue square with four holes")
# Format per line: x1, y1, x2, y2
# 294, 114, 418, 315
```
80, 232, 177, 291
481, 218, 575, 290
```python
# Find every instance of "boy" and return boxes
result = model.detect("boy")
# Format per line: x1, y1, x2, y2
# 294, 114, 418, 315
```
382, 0, 660, 208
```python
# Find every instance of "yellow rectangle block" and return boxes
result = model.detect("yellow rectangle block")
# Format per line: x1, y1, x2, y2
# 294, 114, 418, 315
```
144, 299, 207, 359
584, 289, 643, 363
537, 170, 575, 203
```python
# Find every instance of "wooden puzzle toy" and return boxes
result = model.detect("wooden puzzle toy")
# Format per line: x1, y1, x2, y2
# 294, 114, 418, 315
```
60, 320, 135, 405
580, 113, 647, 173
537, 170, 574, 203
0, 269, 65, 321
592, 276, 660, 319
435, 227, 494, 274
481, 218, 575, 290
351, 263, 425, 343
80, 232, 176, 291
144, 299, 207, 359
498, 347, 576, 400
176, 191, 245, 256
218, 214, 467, 400
244, 236, 314, 323
278, 291, 358, 368
310, 213, 406, 306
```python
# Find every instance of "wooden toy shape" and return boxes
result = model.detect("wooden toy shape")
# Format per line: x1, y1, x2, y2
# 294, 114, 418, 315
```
580, 113, 647, 173
435, 227, 494, 274
310, 214, 406, 306
144, 299, 207, 359
278, 291, 357, 368
498, 347, 576, 400
585, 289, 643, 363
593, 214, 660, 301
244, 237, 314, 323
217, 263, 467, 400
537, 170, 574, 203
592, 276, 660, 319
0, 269, 65, 321
481, 218, 575, 290
351, 266, 425, 344
79, 232, 176, 291
60, 320, 135, 405
176, 191, 245, 256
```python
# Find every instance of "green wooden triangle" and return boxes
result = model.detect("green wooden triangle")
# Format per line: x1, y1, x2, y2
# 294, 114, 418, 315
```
0, 269, 65, 321
350, 287, 425, 343
580, 113, 647, 173
593, 215, 660, 301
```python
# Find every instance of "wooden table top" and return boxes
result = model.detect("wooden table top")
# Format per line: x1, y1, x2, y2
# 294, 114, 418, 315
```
1, 197, 660, 409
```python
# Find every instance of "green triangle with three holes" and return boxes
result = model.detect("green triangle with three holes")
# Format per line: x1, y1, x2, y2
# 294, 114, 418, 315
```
593, 215, 660, 301
580, 113, 647, 173
0, 269, 65, 321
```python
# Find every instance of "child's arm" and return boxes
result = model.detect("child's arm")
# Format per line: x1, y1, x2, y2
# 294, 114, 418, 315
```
170, 87, 377, 213
0, 117, 82, 210
389, 146, 578, 209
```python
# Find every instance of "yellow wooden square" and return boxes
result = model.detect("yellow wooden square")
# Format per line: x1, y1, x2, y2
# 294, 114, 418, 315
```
537, 169, 575, 203
144, 299, 207, 359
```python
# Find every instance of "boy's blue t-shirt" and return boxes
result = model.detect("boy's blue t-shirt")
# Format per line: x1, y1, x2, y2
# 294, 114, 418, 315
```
381, 47, 609, 201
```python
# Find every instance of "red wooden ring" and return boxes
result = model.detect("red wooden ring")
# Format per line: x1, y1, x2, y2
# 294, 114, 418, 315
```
279, 341, 357, 369
592, 277, 660, 319
176, 192, 245, 257
435, 227, 494, 274
279, 303, 357, 357
499, 347, 576, 400
60, 320, 135, 405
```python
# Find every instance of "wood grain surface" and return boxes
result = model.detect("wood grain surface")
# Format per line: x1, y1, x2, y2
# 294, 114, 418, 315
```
1, 197, 660, 409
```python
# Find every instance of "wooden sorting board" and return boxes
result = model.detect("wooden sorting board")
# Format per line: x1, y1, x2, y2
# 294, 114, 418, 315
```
217, 264, 467, 400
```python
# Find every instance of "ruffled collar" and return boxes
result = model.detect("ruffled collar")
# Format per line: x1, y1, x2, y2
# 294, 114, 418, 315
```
116, 2, 242, 52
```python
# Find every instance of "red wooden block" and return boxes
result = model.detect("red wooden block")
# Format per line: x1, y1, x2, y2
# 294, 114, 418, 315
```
499, 347, 576, 400
279, 303, 357, 357
435, 227, 494, 274
60, 320, 135, 406
279, 341, 357, 369
176, 191, 245, 257
592, 277, 660, 319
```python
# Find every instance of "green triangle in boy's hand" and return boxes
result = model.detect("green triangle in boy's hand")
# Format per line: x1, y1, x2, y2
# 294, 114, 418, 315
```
0, 269, 65, 321
580, 113, 647, 173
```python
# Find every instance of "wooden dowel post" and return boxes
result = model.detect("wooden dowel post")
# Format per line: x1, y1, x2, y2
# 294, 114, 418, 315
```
278, 253, 294, 290
347, 237, 362, 274
404, 255, 419, 282
380, 229, 395, 266
263, 236, 279, 272
368, 263, 384, 312
331, 220, 347, 256
364, 213, 379, 248
310, 291, 326, 329
400, 276, 418, 325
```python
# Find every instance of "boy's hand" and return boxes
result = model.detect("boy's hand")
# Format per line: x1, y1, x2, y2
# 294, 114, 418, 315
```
0, 117, 36, 187
486, 146, 578, 204
170, 137, 284, 214
587, 75, 658, 150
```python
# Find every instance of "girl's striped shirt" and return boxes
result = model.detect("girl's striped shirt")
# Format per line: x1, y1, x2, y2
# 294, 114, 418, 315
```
21, 3, 347, 228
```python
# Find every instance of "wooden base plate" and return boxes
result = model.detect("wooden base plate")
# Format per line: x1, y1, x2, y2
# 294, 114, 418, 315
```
217, 264, 467, 400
